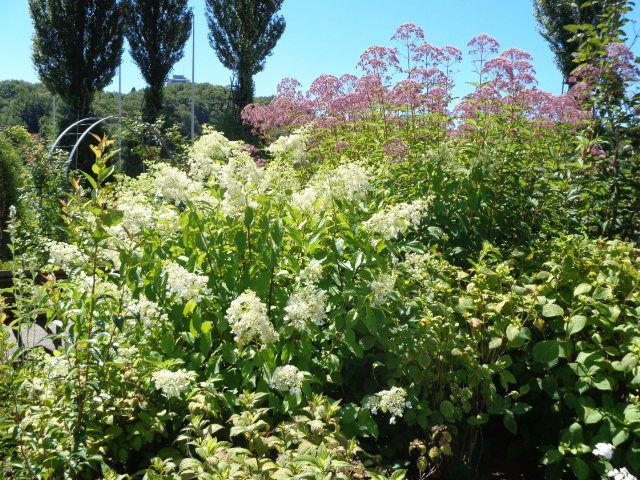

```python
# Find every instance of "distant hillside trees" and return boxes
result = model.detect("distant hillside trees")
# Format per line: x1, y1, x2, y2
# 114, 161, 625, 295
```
123, 0, 193, 122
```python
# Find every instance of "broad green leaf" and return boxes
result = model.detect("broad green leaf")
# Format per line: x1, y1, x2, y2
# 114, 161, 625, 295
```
440, 400, 455, 421
570, 457, 589, 480
533, 340, 561, 365
542, 303, 564, 318
573, 283, 592, 296
566, 315, 587, 336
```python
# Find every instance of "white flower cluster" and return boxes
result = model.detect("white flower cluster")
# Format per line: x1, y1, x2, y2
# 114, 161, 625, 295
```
284, 285, 328, 331
593, 442, 615, 460
266, 126, 311, 165
370, 272, 397, 306
291, 186, 319, 212
47, 241, 86, 270
98, 248, 122, 270
216, 155, 262, 218
290, 162, 371, 212
363, 198, 431, 240
269, 365, 305, 395
363, 386, 412, 424
608, 468, 637, 480
150, 163, 204, 205
152, 368, 197, 398
115, 193, 154, 235
285, 259, 327, 331
297, 259, 323, 286
226, 290, 278, 346
163, 261, 210, 303
325, 163, 371, 204
189, 129, 246, 182
128, 295, 168, 327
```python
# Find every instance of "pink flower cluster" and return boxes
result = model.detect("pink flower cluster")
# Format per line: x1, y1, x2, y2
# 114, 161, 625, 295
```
242, 24, 592, 138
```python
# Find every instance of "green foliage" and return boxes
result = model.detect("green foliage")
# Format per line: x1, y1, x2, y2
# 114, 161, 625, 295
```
0, 130, 26, 257
123, 0, 192, 122
533, 0, 606, 82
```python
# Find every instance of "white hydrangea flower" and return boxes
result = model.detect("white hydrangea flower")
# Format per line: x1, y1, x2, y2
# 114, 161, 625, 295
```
128, 295, 168, 327
291, 163, 371, 213
284, 285, 328, 331
189, 129, 245, 182
216, 155, 262, 218
151, 163, 204, 205
608, 467, 637, 480
363, 387, 411, 424
266, 126, 311, 165
297, 259, 323, 286
291, 186, 319, 212
117, 346, 138, 360
47, 241, 86, 270
152, 368, 197, 398
99, 248, 121, 270
163, 261, 210, 303
370, 272, 397, 306
269, 365, 305, 395
226, 290, 278, 346
116, 193, 154, 235
8, 205, 17, 218
323, 162, 371, 204
593, 442, 615, 460
155, 207, 181, 236
363, 198, 431, 240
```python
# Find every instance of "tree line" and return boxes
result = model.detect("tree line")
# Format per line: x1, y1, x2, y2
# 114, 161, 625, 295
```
28, 0, 285, 131
0, 79, 271, 139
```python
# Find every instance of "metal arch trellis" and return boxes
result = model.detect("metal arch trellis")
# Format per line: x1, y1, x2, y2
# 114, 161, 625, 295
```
65, 116, 115, 174
48, 115, 176, 175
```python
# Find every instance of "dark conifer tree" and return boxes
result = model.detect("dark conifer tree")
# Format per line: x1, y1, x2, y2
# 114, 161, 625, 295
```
205, 0, 286, 113
123, 0, 192, 122
28, 0, 124, 123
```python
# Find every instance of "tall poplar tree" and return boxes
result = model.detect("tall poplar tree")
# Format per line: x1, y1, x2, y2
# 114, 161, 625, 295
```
29, 0, 124, 123
534, 0, 607, 84
205, 0, 286, 113
123, 0, 192, 122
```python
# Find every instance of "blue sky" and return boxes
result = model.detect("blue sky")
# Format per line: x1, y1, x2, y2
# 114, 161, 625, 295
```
0, 1, 636, 101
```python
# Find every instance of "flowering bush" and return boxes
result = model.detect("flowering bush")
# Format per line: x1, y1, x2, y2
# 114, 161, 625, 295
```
1, 15, 639, 480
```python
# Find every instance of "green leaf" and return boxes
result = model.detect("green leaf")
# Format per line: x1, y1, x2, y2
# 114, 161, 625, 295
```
100, 209, 124, 227
542, 303, 564, 318
592, 286, 612, 300
533, 340, 561, 365
183, 299, 198, 317
201, 321, 213, 334
566, 315, 587, 336
503, 410, 517, 434
506, 324, 520, 342
570, 457, 589, 480
541, 449, 563, 465
440, 400, 455, 421
573, 283, 592, 296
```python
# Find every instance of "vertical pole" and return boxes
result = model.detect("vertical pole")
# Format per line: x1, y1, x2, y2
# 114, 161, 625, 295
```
191, 11, 196, 143
52, 95, 57, 138
118, 63, 123, 170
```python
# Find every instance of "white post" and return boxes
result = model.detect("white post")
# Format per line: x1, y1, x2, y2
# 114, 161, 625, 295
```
191, 11, 196, 143
51, 95, 57, 138
118, 63, 123, 170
